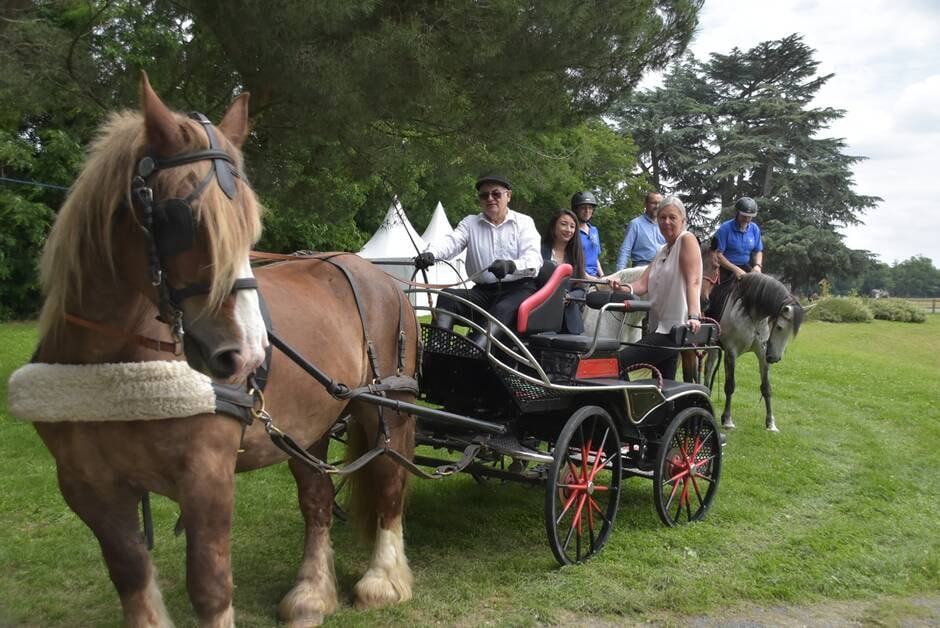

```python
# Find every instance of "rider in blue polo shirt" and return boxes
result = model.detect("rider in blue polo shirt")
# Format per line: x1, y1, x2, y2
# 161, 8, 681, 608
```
572, 191, 605, 279
715, 196, 764, 281
707, 197, 765, 319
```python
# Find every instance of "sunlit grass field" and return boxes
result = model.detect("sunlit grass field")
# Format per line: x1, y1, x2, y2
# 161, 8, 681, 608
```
1, 317, 938, 626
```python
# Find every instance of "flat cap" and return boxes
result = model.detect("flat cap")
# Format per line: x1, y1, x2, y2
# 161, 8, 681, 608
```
475, 174, 512, 190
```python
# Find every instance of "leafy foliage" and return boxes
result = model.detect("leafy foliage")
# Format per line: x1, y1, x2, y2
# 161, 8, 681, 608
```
806, 296, 873, 323
890, 256, 940, 298
0, 0, 699, 318
867, 298, 926, 323
614, 35, 880, 288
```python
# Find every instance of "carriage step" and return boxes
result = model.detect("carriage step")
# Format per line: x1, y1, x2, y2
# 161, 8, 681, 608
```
486, 434, 554, 464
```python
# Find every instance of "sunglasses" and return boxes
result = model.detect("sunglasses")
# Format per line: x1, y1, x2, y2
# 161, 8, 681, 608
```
477, 190, 506, 200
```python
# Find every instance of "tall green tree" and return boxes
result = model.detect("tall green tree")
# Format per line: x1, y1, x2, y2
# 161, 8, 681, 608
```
0, 0, 700, 318
891, 256, 940, 298
614, 35, 880, 290
179, 0, 702, 250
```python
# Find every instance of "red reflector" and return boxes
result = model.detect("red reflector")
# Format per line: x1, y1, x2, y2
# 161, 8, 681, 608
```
575, 358, 620, 379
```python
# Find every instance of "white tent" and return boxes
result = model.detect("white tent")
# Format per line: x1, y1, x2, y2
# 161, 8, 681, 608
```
357, 199, 427, 307
358, 198, 426, 260
419, 202, 470, 297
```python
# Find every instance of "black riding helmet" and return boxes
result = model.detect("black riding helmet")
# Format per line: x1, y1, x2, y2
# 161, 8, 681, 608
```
571, 191, 598, 210
735, 196, 759, 217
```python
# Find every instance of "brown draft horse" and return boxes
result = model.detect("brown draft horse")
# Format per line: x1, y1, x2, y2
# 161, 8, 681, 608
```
31, 74, 418, 627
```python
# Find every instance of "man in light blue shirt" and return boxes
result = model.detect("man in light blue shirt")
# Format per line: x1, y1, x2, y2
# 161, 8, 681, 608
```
616, 191, 665, 269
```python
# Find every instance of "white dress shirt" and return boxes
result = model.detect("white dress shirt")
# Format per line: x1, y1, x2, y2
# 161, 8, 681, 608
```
427, 209, 542, 284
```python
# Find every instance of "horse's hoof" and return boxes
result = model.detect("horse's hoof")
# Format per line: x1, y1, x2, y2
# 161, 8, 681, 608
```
766, 425, 780, 433
722, 420, 736, 430
353, 568, 413, 610
279, 581, 336, 626
285, 614, 324, 628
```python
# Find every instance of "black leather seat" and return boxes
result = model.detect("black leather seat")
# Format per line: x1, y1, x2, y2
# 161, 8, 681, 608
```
526, 332, 621, 354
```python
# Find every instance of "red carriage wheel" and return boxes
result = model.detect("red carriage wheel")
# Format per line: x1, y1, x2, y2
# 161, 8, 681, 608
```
653, 407, 722, 527
545, 406, 622, 565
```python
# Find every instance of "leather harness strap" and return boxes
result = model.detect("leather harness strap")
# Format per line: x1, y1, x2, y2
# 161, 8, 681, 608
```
63, 313, 181, 355
63, 278, 259, 356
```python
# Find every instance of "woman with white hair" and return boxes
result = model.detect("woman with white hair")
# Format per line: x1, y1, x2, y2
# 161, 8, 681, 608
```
617, 195, 702, 381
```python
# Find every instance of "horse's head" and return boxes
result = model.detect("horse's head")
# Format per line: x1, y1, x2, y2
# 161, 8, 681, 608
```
700, 236, 720, 301
39, 73, 267, 383
766, 300, 803, 363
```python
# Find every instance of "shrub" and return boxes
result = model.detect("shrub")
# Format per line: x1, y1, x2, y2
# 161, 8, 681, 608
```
806, 297, 873, 323
866, 298, 926, 323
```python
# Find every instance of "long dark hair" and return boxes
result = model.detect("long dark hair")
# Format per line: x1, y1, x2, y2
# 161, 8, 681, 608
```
542, 208, 585, 279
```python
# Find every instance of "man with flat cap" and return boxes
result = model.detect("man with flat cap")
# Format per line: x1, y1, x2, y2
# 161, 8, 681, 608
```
414, 174, 542, 343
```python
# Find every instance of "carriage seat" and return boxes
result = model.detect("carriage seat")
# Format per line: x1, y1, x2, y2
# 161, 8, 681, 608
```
516, 262, 573, 336
526, 332, 621, 354
515, 262, 618, 353
522, 279, 653, 354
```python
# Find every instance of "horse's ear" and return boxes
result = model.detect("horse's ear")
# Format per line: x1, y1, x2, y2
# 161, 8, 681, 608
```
218, 93, 251, 148
140, 71, 181, 155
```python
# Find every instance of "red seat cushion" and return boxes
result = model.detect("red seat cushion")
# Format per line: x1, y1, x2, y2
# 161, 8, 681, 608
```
517, 263, 573, 334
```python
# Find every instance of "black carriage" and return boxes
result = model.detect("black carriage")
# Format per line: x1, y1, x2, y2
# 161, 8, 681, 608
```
406, 263, 724, 565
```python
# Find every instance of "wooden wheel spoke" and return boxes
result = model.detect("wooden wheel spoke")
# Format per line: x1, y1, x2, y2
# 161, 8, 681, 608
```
561, 518, 577, 552
588, 453, 612, 483
567, 460, 581, 483
664, 478, 681, 512
588, 427, 611, 478
556, 488, 581, 524
689, 472, 705, 506
573, 493, 588, 535
669, 466, 691, 484
580, 440, 591, 482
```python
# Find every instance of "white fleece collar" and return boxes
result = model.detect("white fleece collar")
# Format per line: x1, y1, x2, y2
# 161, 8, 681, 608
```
7, 361, 217, 422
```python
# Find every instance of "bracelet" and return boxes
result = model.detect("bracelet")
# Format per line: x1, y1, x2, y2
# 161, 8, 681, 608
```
753, 263, 762, 269
688, 314, 701, 321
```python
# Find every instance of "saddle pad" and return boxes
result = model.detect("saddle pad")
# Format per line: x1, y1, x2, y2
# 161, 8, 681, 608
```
7, 361, 216, 422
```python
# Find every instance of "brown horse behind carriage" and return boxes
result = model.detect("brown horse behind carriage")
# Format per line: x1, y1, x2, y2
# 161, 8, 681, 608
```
23, 74, 419, 627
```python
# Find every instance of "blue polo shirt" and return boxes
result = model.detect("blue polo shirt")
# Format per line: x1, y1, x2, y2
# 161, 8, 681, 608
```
616, 213, 666, 269
715, 218, 763, 266
579, 224, 602, 277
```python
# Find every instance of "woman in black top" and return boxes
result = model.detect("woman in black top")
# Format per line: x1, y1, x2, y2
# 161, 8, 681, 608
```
541, 209, 586, 334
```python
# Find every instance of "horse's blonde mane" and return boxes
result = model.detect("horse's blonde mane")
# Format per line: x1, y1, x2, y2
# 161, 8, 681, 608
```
38, 108, 262, 342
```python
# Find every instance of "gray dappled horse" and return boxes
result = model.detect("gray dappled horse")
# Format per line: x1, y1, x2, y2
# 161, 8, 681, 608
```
700, 247, 804, 431
581, 266, 647, 344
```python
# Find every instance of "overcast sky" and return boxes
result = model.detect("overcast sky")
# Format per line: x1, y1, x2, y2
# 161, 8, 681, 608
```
664, 0, 940, 266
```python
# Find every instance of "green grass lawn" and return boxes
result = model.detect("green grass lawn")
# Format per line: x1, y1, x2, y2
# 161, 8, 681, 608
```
2, 318, 939, 626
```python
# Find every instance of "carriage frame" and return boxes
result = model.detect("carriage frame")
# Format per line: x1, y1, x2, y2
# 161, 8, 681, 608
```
329, 263, 727, 565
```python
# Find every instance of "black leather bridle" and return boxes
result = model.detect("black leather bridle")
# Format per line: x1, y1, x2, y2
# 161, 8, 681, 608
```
131, 112, 257, 345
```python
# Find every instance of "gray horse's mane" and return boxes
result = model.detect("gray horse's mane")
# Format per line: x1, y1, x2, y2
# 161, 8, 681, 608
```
734, 273, 804, 334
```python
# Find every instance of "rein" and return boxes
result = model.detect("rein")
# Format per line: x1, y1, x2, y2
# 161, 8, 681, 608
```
703, 267, 720, 285
250, 250, 480, 290
63, 313, 181, 355
63, 278, 260, 355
